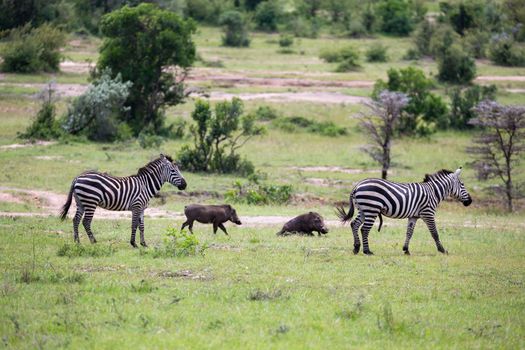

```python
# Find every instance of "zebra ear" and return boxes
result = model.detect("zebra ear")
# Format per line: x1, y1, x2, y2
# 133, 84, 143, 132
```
455, 167, 462, 176
160, 153, 165, 158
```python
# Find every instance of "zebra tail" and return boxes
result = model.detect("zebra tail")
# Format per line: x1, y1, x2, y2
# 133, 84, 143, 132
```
378, 213, 383, 232
60, 181, 75, 221
335, 198, 354, 224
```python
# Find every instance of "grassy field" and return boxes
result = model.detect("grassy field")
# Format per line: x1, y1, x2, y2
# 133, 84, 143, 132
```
1, 22, 525, 349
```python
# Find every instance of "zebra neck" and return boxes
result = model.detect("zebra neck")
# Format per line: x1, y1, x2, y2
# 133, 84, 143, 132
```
428, 179, 451, 203
141, 171, 164, 197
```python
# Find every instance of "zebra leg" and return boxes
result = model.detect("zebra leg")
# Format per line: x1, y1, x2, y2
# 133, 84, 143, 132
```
403, 218, 418, 255
81, 207, 97, 244
130, 210, 140, 248
350, 212, 363, 254
422, 216, 447, 254
139, 211, 147, 247
73, 206, 84, 243
361, 215, 378, 255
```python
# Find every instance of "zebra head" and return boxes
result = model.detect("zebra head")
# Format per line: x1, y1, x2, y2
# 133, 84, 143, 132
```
450, 168, 472, 206
160, 154, 187, 190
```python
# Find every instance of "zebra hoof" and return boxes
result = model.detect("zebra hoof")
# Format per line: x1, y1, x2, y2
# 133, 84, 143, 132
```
130, 241, 138, 248
438, 247, 448, 254
404, 250, 410, 255
364, 250, 374, 255
353, 246, 360, 254
140, 242, 148, 248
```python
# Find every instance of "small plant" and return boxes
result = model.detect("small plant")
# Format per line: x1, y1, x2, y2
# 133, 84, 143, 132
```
253, 105, 280, 121
320, 46, 361, 71
19, 82, 62, 140
57, 243, 115, 258
377, 303, 395, 332
366, 43, 388, 62
278, 34, 294, 48
248, 288, 282, 301
489, 33, 525, 67
153, 227, 208, 258
225, 173, 293, 205
138, 132, 165, 149
131, 280, 157, 293
403, 48, 421, 60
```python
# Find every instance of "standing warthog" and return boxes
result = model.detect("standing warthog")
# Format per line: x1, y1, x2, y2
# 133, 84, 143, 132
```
181, 204, 242, 235
276, 212, 329, 236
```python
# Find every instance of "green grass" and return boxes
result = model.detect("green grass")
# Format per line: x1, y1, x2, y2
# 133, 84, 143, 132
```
0, 216, 524, 348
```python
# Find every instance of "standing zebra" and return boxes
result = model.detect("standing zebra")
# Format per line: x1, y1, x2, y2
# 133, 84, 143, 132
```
336, 168, 472, 255
60, 154, 187, 247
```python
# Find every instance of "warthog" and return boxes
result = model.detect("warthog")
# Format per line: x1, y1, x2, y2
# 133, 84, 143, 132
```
276, 212, 329, 236
181, 204, 242, 235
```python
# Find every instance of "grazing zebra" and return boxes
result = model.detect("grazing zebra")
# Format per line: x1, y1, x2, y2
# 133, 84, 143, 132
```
336, 168, 472, 255
60, 154, 187, 247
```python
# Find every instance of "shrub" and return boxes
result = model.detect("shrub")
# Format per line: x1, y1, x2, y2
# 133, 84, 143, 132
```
272, 116, 347, 136
219, 10, 250, 47
376, 0, 414, 36
336, 46, 361, 72
429, 24, 460, 58
253, 105, 280, 121
366, 43, 389, 62
138, 132, 165, 149
19, 83, 62, 140
178, 98, 264, 175
225, 173, 293, 205
289, 17, 319, 38
57, 243, 115, 258
372, 67, 448, 135
278, 34, 294, 47
448, 85, 497, 129
413, 19, 434, 56
403, 48, 421, 60
63, 68, 132, 142
254, 1, 281, 32
489, 33, 525, 67
1, 24, 65, 73
152, 227, 207, 258
436, 44, 476, 84
464, 29, 490, 59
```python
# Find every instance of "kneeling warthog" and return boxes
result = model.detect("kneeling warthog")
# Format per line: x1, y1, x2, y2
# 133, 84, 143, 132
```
276, 212, 329, 236
181, 204, 242, 235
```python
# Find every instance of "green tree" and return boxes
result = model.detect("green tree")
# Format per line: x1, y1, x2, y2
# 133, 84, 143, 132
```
254, 0, 281, 32
372, 67, 449, 133
376, 0, 414, 36
96, 4, 196, 136
178, 98, 265, 175
0, 0, 61, 31
219, 10, 250, 47
448, 85, 497, 129
436, 44, 476, 84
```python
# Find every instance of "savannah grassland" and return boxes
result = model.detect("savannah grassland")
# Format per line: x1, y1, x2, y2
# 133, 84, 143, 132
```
0, 24, 525, 349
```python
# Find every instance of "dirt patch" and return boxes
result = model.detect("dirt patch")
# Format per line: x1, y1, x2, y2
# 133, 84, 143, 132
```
507, 88, 525, 93
0, 141, 56, 150
206, 91, 369, 104
0, 192, 23, 204
60, 60, 92, 74
157, 270, 211, 280
303, 178, 350, 188
476, 76, 525, 82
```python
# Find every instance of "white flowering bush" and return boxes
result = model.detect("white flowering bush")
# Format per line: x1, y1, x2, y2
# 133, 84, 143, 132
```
63, 68, 132, 141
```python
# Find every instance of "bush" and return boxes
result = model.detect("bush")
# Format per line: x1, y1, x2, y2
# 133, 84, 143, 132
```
152, 227, 207, 258
403, 48, 421, 60
464, 29, 490, 59
372, 67, 448, 135
489, 34, 525, 67
320, 46, 360, 71
225, 173, 293, 205
278, 34, 294, 47
253, 105, 280, 121
437, 44, 476, 84
63, 68, 132, 142
178, 98, 264, 175
19, 83, 62, 140
254, 1, 281, 32
413, 19, 434, 56
366, 43, 388, 62
429, 24, 460, 58
376, 0, 414, 36
448, 85, 497, 129
273, 116, 347, 136
138, 132, 165, 149
1, 24, 65, 73
289, 17, 319, 38
219, 10, 250, 47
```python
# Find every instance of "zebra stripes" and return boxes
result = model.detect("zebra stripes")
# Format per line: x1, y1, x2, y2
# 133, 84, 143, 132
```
337, 168, 472, 255
60, 154, 187, 247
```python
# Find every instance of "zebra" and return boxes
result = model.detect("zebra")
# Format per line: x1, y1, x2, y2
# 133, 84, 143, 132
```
336, 168, 472, 255
60, 154, 187, 247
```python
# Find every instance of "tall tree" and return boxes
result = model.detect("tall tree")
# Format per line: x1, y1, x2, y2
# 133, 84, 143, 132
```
360, 90, 410, 179
97, 3, 196, 135
468, 101, 525, 211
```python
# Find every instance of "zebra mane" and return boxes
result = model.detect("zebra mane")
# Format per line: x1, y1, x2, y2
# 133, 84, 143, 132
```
137, 155, 174, 176
423, 169, 453, 183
